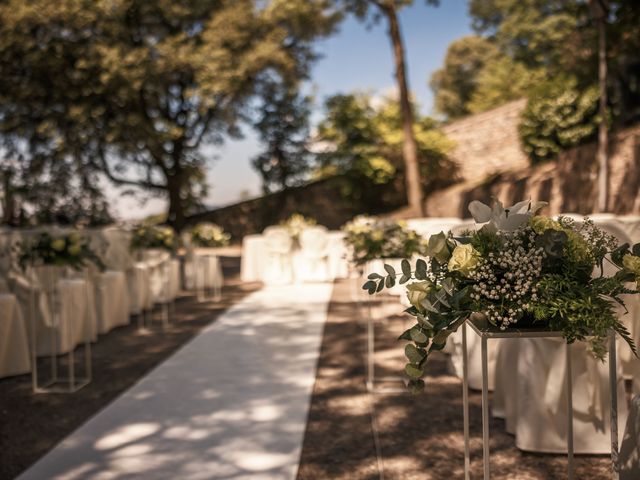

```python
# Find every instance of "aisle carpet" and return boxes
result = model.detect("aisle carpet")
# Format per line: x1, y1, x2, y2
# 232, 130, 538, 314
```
18, 283, 333, 480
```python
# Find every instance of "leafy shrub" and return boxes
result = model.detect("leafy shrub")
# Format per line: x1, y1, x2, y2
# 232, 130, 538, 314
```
519, 78, 600, 165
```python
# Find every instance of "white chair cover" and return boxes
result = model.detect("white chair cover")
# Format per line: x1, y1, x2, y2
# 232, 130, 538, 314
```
0, 293, 30, 378
240, 234, 265, 283
295, 226, 331, 282
262, 227, 294, 285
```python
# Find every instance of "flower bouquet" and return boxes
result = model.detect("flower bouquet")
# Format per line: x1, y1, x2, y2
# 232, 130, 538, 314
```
279, 213, 317, 240
343, 215, 424, 266
190, 222, 231, 248
364, 199, 640, 391
130, 225, 176, 252
17, 231, 104, 271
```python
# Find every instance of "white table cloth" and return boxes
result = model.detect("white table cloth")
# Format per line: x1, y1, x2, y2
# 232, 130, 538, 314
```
0, 293, 31, 378
127, 264, 153, 315
620, 395, 640, 479
95, 271, 130, 334
11, 274, 96, 356
498, 337, 627, 454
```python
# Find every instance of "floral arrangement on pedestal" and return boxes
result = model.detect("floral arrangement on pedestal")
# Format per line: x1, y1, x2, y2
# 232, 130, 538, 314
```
17, 231, 104, 271
130, 225, 176, 252
364, 199, 639, 391
343, 215, 423, 266
190, 222, 231, 248
279, 213, 317, 240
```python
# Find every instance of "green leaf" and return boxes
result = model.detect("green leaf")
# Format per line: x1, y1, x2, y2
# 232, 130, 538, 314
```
408, 378, 425, 394
398, 328, 413, 341
633, 243, 640, 257
405, 344, 426, 364
384, 264, 396, 277
367, 273, 382, 280
404, 363, 423, 378
410, 327, 428, 343
362, 280, 376, 294
401, 259, 411, 276
415, 259, 427, 279
399, 274, 410, 284
385, 275, 396, 288
376, 279, 385, 293
422, 299, 439, 313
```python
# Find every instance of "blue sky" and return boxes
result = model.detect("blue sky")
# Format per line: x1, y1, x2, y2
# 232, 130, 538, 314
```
113, 0, 472, 219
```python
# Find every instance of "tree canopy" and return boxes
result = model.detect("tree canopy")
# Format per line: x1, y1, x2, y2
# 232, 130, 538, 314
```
314, 92, 457, 207
432, 0, 640, 122
251, 85, 313, 194
0, 0, 339, 229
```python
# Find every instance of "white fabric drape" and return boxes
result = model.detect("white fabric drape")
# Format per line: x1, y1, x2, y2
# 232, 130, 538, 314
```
0, 293, 31, 378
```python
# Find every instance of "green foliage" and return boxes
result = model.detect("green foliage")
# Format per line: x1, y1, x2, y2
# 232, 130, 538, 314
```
343, 216, 424, 266
430, 36, 500, 118
190, 223, 231, 248
252, 84, 313, 194
279, 213, 317, 240
519, 78, 600, 164
17, 232, 104, 272
131, 225, 177, 252
315, 92, 457, 204
0, 0, 339, 230
433, 1, 640, 121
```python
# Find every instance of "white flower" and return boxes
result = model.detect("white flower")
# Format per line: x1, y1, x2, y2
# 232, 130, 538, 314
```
469, 199, 547, 233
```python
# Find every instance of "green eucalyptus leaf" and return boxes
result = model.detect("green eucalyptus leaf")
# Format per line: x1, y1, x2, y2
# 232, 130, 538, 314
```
401, 259, 411, 276
367, 273, 382, 280
404, 363, 423, 378
376, 279, 385, 293
633, 243, 640, 257
405, 344, 426, 364
410, 327, 428, 343
384, 264, 396, 277
385, 275, 396, 288
362, 280, 376, 293
408, 378, 425, 394
398, 328, 413, 341
399, 274, 410, 284
415, 259, 427, 279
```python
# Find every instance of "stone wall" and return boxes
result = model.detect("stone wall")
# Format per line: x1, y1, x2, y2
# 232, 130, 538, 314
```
441, 99, 529, 183
425, 124, 640, 217
185, 175, 404, 240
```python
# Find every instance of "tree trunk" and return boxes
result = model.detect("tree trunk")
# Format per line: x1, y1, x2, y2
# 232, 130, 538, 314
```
167, 177, 186, 233
382, 5, 424, 216
596, 12, 608, 212
590, 0, 609, 213
1, 169, 16, 226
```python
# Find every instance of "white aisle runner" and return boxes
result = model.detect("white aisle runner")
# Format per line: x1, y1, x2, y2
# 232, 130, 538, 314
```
19, 283, 333, 480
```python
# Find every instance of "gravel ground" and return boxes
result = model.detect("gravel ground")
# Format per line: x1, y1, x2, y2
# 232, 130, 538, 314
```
0, 257, 260, 480
297, 278, 614, 480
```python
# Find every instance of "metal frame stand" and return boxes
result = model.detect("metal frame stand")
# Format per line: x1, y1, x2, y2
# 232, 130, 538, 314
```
365, 293, 407, 394
196, 253, 222, 303
461, 319, 620, 479
30, 266, 92, 393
